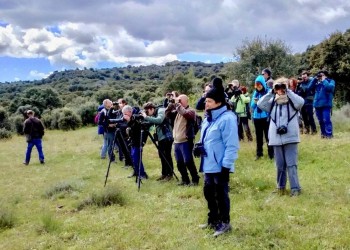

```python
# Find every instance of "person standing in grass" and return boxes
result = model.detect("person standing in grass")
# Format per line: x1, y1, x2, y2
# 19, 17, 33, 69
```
257, 77, 304, 196
23, 110, 45, 165
196, 77, 239, 237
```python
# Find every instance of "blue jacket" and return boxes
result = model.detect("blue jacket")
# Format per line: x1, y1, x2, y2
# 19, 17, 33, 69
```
200, 105, 239, 173
308, 78, 335, 108
250, 75, 270, 119
296, 77, 315, 105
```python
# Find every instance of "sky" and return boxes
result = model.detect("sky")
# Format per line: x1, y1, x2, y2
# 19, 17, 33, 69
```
0, 0, 349, 83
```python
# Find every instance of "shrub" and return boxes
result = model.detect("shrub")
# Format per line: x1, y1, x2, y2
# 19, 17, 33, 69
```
0, 128, 12, 140
76, 101, 99, 125
9, 115, 25, 135
44, 181, 78, 199
0, 207, 16, 230
0, 107, 12, 131
41, 108, 82, 131
77, 186, 126, 210
38, 213, 61, 234
58, 108, 82, 130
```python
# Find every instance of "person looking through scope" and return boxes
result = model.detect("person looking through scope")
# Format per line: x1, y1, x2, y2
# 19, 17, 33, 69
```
122, 105, 149, 180
141, 102, 175, 181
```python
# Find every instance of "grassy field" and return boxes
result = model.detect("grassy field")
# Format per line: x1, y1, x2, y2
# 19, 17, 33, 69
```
0, 119, 350, 249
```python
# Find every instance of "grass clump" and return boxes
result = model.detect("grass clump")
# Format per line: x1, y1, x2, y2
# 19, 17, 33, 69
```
38, 213, 62, 234
77, 185, 126, 210
0, 207, 16, 230
44, 181, 78, 199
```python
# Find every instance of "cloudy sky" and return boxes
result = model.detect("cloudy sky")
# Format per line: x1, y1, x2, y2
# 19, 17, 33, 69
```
1, 0, 349, 82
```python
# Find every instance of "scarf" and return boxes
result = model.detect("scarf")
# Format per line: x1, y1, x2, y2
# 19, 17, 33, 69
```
275, 94, 289, 105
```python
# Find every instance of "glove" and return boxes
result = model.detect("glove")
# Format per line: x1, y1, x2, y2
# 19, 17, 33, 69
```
221, 167, 230, 182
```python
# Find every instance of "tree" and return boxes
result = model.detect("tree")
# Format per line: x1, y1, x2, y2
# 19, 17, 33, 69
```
163, 72, 193, 95
302, 30, 350, 105
225, 37, 298, 87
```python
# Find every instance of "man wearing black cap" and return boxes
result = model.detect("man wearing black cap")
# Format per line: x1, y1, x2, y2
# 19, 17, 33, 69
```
197, 77, 239, 237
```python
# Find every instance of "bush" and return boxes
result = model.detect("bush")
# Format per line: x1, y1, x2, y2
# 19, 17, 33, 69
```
0, 207, 16, 230
0, 128, 12, 140
58, 108, 82, 130
0, 107, 12, 131
76, 101, 99, 125
9, 115, 25, 135
41, 108, 82, 131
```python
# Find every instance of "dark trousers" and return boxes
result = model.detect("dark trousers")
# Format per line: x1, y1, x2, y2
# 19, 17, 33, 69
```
174, 141, 199, 183
301, 104, 317, 132
204, 173, 230, 224
254, 118, 273, 158
238, 117, 253, 141
158, 139, 174, 176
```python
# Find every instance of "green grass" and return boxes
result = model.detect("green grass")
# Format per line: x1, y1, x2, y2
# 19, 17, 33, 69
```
0, 120, 350, 249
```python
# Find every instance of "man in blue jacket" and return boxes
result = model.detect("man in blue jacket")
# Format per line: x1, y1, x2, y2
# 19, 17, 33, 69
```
196, 78, 239, 237
308, 70, 335, 139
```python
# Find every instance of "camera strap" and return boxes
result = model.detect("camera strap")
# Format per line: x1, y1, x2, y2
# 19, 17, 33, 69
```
271, 101, 298, 128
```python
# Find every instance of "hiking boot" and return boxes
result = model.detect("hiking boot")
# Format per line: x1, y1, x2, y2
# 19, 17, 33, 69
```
40, 160, 45, 164
213, 223, 232, 237
156, 175, 167, 181
290, 189, 301, 197
162, 176, 173, 181
177, 181, 190, 186
255, 156, 262, 161
272, 188, 287, 196
127, 173, 137, 178
199, 223, 216, 230
23, 161, 29, 166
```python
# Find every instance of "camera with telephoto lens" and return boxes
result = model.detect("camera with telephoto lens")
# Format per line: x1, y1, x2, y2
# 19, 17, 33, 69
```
193, 142, 207, 158
169, 98, 175, 104
131, 114, 144, 121
276, 125, 288, 135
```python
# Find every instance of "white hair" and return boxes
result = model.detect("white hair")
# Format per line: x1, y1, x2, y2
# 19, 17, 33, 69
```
122, 105, 133, 114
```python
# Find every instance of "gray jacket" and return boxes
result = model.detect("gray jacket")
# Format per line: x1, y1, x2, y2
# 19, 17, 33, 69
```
257, 89, 304, 146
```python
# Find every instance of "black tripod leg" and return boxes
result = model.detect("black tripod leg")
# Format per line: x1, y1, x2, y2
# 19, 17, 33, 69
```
146, 131, 179, 181
137, 129, 144, 191
115, 129, 133, 168
104, 130, 118, 187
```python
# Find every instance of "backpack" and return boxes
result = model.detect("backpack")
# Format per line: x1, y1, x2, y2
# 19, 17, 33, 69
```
193, 114, 203, 135
186, 114, 203, 139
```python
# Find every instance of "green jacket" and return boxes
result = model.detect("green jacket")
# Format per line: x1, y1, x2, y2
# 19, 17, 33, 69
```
144, 108, 173, 141
230, 93, 250, 117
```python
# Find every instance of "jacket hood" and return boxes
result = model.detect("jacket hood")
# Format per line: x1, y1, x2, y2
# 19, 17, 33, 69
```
255, 75, 267, 91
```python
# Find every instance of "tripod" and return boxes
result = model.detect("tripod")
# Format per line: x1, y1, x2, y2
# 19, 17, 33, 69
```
145, 130, 179, 181
104, 126, 133, 187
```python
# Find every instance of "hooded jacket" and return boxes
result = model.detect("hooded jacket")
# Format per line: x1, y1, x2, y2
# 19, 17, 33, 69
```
250, 75, 270, 119
257, 88, 304, 146
308, 78, 335, 108
200, 105, 239, 173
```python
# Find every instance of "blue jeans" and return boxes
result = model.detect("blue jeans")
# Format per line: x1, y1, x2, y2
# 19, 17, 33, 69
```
100, 134, 108, 158
104, 132, 115, 161
131, 147, 146, 177
25, 138, 44, 163
274, 144, 300, 191
315, 107, 333, 137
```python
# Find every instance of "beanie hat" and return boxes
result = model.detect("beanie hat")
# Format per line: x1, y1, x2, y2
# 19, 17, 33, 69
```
262, 68, 271, 77
206, 77, 226, 103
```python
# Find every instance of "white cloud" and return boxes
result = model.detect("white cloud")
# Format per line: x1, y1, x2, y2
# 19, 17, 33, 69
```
1, 0, 350, 71
29, 70, 50, 80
